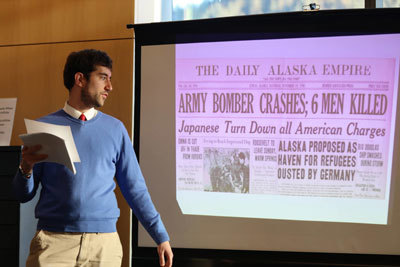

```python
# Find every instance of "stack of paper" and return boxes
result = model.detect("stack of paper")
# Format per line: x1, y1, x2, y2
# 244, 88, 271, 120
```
19, 119, 80, 174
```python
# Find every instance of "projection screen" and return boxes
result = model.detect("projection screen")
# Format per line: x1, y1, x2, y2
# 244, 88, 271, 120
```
132, 9, 400, 266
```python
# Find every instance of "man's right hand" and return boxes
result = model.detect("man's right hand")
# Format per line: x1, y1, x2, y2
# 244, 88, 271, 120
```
20, 145, 48, 176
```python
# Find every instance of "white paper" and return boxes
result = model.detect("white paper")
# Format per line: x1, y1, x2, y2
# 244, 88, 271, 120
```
19, 119, 81, 174
24, 119, 80, 162
0, 98, 17, 146
19, 132, 76, 174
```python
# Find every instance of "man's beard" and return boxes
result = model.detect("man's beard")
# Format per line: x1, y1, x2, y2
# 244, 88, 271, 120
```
81, 86, 103, 108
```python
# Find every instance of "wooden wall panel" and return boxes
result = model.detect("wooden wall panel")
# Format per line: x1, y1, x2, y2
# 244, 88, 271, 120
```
0, 39, 133, 146
0, 39, 133, 267
0, 0, 134, 46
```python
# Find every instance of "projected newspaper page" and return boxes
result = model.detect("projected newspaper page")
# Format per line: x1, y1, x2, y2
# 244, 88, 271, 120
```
175, 35, 399, 225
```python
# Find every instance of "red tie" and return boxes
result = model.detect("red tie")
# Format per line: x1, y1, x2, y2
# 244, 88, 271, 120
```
79, 113, 87, 121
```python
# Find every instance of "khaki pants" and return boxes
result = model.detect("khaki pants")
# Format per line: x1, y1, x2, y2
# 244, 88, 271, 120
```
26, 230, 123, 267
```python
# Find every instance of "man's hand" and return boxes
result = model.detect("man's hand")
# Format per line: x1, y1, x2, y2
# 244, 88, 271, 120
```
20, 145, 48, 176
157, 241, 173, 267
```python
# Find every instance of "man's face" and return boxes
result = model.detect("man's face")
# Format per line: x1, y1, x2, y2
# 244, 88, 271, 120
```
81, 66, 112, 108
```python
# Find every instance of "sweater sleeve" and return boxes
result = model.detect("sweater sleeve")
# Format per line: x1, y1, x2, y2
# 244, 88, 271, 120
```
115, 123, 169, 245
13, 163, 42, 203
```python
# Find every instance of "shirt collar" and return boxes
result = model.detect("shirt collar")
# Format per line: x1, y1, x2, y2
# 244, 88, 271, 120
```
63, 102, 98, 121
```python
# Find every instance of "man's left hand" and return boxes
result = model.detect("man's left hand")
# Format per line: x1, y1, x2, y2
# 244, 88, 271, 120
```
157, 241, 173, 267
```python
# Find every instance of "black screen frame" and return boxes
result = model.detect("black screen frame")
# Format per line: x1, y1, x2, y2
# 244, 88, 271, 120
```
130, 8, 400, 267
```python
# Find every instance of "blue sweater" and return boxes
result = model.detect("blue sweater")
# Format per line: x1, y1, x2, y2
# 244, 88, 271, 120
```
13, 110, 169, 245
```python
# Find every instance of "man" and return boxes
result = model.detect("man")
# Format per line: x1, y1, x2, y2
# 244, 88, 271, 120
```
13, 49, 173, 267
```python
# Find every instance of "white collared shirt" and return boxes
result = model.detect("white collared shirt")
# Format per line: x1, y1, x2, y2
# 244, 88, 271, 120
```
63, 102, 98, 121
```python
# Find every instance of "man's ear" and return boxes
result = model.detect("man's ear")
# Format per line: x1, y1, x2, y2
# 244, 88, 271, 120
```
74, 72, 87, 88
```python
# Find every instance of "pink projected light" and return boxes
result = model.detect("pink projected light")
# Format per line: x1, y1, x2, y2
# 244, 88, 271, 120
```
175, 34, 400, 225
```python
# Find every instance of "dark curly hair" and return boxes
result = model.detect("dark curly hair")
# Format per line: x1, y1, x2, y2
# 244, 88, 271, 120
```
63, 49, 113, 91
